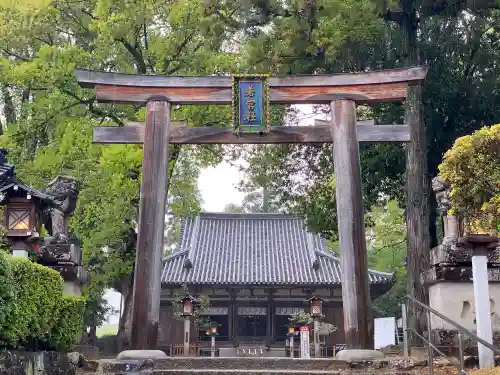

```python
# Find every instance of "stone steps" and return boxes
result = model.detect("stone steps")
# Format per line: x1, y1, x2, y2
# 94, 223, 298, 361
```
77, 356, 458, 375
78, 369, 455, 375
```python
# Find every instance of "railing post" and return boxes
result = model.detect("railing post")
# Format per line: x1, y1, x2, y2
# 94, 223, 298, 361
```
427, 309, 434, 375
457, 332, 464, 375
402, 303, 409, 363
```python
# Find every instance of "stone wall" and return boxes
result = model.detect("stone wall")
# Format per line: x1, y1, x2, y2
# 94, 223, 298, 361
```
429, 282, 500, 330
431, 329, 500, 355
0, 351, 77, 375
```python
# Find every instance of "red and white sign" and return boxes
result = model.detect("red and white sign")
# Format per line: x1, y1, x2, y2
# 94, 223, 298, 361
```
300, 326, 310, 358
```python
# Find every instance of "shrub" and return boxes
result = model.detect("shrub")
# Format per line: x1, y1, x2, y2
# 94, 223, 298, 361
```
0, 251, 13, 328
0, 256, 84, 351
439, 124, 500, 230
47, 295, 85, 351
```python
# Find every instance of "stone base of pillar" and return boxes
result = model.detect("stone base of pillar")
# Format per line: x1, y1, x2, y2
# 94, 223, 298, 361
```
116, 350, 167, 360
335, 349, 384, 361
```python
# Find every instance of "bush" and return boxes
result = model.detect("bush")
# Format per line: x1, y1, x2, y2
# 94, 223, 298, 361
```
0, 252, 13, 328
439, 124, 500, 230
47, 295, 85, 351
0, 256, 84, 351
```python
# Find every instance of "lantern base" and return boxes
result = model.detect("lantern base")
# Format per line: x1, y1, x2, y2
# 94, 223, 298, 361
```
335, 349, 384, 361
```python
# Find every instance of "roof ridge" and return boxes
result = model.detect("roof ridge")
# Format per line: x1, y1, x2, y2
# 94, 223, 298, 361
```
304, 231, 319, 268
164, 249, 189, 260
186, 216, 201, 263
198, 212, 300, 220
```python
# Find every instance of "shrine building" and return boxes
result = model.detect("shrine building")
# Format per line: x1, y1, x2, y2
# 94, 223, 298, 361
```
158, 212, 393, 352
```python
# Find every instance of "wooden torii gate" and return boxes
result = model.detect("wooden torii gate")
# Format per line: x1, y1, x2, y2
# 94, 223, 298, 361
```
75, 66, 428, 351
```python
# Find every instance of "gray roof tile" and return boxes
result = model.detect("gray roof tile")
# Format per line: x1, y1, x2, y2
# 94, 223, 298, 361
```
161, 213, 393, 286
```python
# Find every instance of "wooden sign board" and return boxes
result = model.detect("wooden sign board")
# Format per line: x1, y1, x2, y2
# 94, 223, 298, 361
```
232, 75, 270, 135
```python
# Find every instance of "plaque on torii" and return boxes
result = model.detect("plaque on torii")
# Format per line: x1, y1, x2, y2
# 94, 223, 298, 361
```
75, 66, 428, 350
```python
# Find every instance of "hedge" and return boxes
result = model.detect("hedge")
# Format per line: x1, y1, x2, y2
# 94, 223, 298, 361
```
0, 253, 85, 351
0, 252, 13, 328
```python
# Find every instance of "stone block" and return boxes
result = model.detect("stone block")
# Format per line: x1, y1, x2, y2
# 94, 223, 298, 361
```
116, 349, 167, 360
73, 344, 100, 360
423, 266, 500, 284
430, 243, 500, 267
0, 351, 77, 375
428, 283, 500, 330
335, 349, 384, 361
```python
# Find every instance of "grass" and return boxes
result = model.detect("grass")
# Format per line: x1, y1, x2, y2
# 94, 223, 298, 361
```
470, 369, 500, 374
96, 323, 118, 337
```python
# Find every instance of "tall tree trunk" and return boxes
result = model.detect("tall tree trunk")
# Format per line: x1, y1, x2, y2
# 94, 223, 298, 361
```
262, 186, 269, 212
401, 0, 430, 344
1, 85, 16, 130
117, 276, 134, 351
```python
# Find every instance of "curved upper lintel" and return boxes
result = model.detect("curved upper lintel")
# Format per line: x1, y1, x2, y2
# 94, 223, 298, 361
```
75, 66, 428, 89
74, 66, 428, 105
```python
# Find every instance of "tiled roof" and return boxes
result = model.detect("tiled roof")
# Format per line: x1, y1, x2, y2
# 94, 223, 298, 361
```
161, 213, 393, 286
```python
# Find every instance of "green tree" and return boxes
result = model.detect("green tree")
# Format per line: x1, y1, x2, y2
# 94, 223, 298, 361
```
0, 0, 241, 348
366, 200, 407, 317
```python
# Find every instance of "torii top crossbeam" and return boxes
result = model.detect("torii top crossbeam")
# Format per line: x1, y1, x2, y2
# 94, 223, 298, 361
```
75, 66, 427, 105
74, 66, 428, 353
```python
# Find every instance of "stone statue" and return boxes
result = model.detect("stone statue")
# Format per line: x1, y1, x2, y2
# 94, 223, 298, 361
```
36, 175, 82, 266
432, 176, 461, 244
43, 175, 80, 236
432, 176, 452, 216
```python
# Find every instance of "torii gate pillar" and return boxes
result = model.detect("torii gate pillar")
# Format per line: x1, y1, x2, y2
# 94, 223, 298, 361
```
330, 99, 373, 349
130, 99, 171, 349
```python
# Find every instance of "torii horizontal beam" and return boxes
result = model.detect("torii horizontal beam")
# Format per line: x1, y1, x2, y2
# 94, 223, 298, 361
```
92, 121, 410, 144
75, 66, 428, 105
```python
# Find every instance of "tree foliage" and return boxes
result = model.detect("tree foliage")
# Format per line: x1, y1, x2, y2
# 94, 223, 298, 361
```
0, 0, 240, 346
439, 124, 500, 230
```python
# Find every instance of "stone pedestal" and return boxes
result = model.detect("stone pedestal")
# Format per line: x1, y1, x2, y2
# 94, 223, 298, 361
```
36, 238, 90, 296
424, 241, 500, 332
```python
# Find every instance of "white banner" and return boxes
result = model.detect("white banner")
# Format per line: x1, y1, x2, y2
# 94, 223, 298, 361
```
237, 306, 267, 316
300, 326, 310, 359
374, 317, 396, 349
275, 307, 303, 316
201, 307, 229, 315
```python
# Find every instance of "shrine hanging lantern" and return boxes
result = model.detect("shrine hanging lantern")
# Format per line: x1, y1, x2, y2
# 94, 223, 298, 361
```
288, 326, 295, 336
181, 295, 196, 316
309, 296, 323, 317
210, 322, 218, 336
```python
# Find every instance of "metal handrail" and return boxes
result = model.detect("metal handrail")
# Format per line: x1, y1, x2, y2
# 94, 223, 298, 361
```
401, 294, 500, 375
402, 294, 500, 354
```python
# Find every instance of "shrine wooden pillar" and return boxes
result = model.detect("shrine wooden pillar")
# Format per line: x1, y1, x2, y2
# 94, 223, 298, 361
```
130, 98, 171, 349
330, 99, 372, 349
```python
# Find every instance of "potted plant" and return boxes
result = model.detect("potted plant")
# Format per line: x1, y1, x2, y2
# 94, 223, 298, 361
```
289, 310, 313, 328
